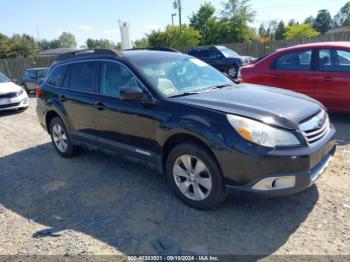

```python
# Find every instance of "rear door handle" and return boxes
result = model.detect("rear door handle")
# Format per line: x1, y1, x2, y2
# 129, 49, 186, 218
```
94, 102, 106, 111
273, 74, 282, 79
59, 95, 66, 102
325, 76, 332, 81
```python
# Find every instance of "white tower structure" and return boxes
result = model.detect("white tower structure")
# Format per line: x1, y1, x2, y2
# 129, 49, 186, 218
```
119, 21, 132, 50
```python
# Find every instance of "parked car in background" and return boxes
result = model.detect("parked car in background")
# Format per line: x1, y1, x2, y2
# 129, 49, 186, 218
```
36, 49, 335, 209
0, 72, 29, 111
22, 67, 48, 93
188, 46, 255, 79
240, 42, 350, 113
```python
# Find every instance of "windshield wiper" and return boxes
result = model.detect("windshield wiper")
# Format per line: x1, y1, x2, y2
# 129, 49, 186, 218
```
169, 91, 201, 98
206, 83, 232, 91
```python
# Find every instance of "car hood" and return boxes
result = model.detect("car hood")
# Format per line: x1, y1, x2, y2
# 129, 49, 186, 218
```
171, 84, 322, 129
0, 82, 22, 94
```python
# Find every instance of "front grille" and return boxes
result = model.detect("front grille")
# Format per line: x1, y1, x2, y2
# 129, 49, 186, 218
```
0, 92, 17, 99
0, 102, 20, 109
299, 110, 330, 144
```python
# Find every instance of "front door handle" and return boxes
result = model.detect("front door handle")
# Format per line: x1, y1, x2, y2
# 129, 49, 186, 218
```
324, 76, 332, 81
273, 74, 282, 79
94, 102, 106, 111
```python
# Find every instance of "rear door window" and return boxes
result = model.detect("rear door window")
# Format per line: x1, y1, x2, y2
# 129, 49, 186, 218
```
69, 62, 97, 93
274, 50, 312, 71
319, 49, 350, 72
47, 65, 68, 87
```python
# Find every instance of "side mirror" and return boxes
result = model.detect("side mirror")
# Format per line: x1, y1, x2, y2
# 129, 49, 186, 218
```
120, 86, 144, 101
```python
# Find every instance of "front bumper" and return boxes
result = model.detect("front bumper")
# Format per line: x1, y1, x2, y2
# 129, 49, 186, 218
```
0, 95, 29, 111
222, 127, 336, 197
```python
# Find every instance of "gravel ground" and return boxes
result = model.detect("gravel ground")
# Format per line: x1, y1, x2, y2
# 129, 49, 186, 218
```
0, 97, 349, 257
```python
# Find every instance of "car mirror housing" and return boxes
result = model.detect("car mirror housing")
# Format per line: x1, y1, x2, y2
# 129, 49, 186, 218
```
120, 86, 144, 101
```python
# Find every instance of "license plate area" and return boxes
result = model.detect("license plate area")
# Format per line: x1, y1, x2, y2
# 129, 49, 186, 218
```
0, 98, 11, 105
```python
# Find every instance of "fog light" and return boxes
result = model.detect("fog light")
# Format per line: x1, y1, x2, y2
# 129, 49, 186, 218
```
252, 176, 296, 191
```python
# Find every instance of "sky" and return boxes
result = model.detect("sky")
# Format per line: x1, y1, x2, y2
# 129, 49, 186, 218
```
0, 0, 348, 47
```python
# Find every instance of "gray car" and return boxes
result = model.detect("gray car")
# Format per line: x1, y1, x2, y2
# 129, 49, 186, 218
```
22, 68, 48, 93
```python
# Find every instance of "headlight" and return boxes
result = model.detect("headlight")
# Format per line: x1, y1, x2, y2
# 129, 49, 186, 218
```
227, 114, 301, 147
17, 89, 24, 96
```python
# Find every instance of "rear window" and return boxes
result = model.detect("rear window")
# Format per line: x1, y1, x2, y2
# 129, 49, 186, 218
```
69, 62, 97, 93
274, 50, 312, 71
47, 65, 67, 87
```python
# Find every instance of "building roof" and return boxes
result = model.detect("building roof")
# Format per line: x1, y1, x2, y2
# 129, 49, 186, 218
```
38, 48, 80, 56
327, 26, 350, 34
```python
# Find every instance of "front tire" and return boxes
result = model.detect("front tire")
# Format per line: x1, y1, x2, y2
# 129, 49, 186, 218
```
166, 142, 226, 210
49, 117, 78, 158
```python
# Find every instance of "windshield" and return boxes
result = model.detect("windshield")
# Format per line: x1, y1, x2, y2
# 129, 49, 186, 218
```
0, 73, 10, 84
219, 48, 239, 58
133, 56, 233, 97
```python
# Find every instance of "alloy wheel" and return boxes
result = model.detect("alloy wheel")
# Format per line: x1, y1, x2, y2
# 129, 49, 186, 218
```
52, 123, 68, 153
173, 154, 213, 201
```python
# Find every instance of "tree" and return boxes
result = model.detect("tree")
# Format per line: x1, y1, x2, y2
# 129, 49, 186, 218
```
275, 20, 287, 40
258, 20, 278, 41
219, 0, 257, 43
147, 25, 201, 50
333, 2, 350, 27
304, 16, 315, 26
57, 32, 77, 48
134, 38, 149, 48
288, 19, 298, 26
314, 9, 332, 34
285, 24, 320, 40
189, 2, 220, 44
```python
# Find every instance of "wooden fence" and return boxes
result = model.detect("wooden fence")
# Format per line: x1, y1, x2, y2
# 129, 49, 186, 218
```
179, 31, 350, 57
1, 31, 350, 83
0, 56, 56, 83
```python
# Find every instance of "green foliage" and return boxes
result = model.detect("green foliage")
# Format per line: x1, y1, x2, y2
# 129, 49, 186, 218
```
147, 25, 201, 49
258, 20, 278, 40
304, 16, 315, 26
86, 38, 122, 49
133, 38, 149, 48
275, 21, 287, 40
219, 0, 257, 43
285, 24, 320, 40
189, 2, 219, 44
333, 2, 350, 27
0, 34, 37, 58
314, 10, 332, 34
58, 32, 77, 48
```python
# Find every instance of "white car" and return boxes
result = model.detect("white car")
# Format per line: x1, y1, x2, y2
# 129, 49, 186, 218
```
0, 72, 29, 111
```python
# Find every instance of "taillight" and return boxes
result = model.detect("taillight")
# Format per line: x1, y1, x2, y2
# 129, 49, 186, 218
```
35, 86, 43, 97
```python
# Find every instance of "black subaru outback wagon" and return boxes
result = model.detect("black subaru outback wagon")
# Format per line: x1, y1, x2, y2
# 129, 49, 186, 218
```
36, 49, 336, 209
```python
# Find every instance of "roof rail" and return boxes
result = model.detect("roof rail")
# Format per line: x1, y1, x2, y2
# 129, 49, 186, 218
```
56, 49, 123, 61
124, 47, 180, 53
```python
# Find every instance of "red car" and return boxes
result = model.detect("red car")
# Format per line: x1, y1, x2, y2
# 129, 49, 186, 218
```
240, 42, 350, 113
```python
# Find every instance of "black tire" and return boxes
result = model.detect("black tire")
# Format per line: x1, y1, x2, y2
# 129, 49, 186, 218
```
227, 64, 239, 79
49, 116, 78, 158
165, 142, 226, 210
23, 84, 30, 94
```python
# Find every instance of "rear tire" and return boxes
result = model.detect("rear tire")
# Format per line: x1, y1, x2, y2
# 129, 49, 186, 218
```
165, 142, 226, 210
49, 117, 78, 158
227, 65, 238, 79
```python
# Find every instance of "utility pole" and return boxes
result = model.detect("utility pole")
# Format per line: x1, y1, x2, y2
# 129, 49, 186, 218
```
178, 0, 182, 28
171, 13, 177, 26
173, 0, 182, 27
